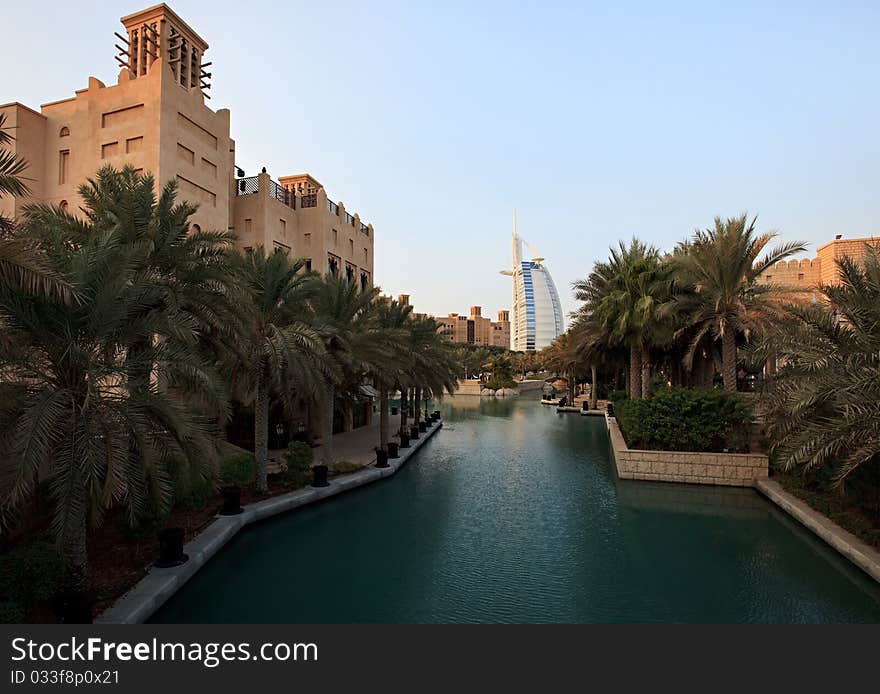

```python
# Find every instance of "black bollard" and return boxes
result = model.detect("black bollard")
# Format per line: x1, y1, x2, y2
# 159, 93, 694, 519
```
410, 425, 420, 440
154, 527, 188, 568
399, 433, 410, 449
220, 485, 244, 516
388, 442, 399, 458
391, 406, 399, 415
418, 421, 427, 432
311, 464, 330, 488
375, 447, 389, 468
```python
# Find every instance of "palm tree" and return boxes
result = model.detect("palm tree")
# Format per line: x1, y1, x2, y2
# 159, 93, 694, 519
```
0, 113, 70, 300
574, 239, 669, 399
752, 243, 880, 489
0, 192, 225, 588
667, 214, 806, 391
309, 275, 385, 470
226, 247, 326, 494
372, 298, 413, 452
405, 314, 457, 421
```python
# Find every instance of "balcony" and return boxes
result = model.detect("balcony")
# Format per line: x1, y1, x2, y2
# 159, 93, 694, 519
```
235, 171, 373, 235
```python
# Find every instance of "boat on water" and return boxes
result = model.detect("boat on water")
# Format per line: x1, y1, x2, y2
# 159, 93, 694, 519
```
540, 395, 561, 405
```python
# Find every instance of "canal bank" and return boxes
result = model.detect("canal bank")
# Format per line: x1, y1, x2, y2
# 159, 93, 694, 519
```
151, 396, 880, 623
98, 418, 445, 624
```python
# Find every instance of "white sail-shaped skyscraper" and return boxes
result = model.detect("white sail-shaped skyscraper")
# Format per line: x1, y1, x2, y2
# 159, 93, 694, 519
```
500, 211, 564, 351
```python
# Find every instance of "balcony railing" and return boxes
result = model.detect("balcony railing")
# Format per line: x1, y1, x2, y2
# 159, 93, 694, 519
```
360, 222, 369, 236
236, 175, 259, 196
345, 212, 354, 226
327, 199, 339, 215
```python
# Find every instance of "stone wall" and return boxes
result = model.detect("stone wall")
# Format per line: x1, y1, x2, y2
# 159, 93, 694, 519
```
607, 416, 768, 487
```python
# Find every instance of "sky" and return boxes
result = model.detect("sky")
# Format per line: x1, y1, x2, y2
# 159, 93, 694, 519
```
3, 1, 879, 319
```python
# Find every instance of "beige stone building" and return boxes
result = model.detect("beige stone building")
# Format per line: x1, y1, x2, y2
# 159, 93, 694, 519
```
436, 306, 511, 349
0, 3, 373, 287
757, 234, 878, 299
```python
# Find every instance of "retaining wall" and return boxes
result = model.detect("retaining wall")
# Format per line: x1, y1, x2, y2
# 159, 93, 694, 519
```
607, 416, 768, 487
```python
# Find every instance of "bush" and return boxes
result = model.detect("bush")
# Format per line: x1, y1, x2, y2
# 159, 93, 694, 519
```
615, 387, 753, 452
282, 441, 313, 486
608, 389, 629, 403
0, 538, 67, 621
333, 460, 360, 474
168, 456, 215, 510
486, 376, 517, 390
220, 453, 256, 488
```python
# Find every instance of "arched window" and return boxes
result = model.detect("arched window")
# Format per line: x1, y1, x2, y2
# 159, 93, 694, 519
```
59, 200, 69, 212
190, 223, 201, 234
59, 126, 70, 137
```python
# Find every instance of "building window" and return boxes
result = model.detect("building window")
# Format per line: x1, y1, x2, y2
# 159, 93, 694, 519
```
191, 223, 201, 233
244, 218, 252, 234
798, 273, 804, 281
332, 229, 338, 246
304, 233, 311, 246
59, 126, 70, 137
364, 248, 368, 262
305, 259, 312, 272
349, 239, 354, 256
58, 150, 70, 184
280, 219, 286, 235
59, 200, 68, 213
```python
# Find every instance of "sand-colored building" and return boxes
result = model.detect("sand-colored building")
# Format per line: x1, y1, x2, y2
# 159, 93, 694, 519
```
436, 306, 511, 349
757, 234, 878, 299
0, 3, 373, 286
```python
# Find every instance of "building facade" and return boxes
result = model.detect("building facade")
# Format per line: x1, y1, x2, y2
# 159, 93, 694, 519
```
436, 306, 511, 348
0, 4, 374, 286
757, 234, 879, 299
500, 213, 564, 351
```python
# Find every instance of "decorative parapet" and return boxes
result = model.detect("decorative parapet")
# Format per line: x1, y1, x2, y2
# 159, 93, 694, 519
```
606, 416, 768, 487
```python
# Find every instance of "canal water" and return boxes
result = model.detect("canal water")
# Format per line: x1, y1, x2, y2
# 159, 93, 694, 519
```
152, 396, 880, 623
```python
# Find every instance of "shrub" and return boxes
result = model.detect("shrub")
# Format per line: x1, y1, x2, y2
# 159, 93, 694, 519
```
282, 442, 313, 486
486, 376, 517, 390
615, 387, 753, 452
220, 453, 256, 488
333, 460, 360, 474
168, 456, 215, 510
0, 538, 67, 621
608, 389, 629, 403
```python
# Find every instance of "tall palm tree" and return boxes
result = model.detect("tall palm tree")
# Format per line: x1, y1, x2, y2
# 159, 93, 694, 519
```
667, 214, 805, 391
405, 314, 457, 420
373, 298, 413, 452
0, 194, 225, 589
226, 247, 326, 494
752, 244, 880, 488
574, 239, 668, 399
309, 275, 385, 470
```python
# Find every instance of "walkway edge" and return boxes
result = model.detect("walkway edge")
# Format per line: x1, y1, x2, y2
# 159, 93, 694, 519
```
756, 478, 880, 584
97, 420, 444, 624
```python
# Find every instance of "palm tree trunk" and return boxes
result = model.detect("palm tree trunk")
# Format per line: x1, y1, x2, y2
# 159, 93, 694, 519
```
323, 385, 335, 467
629, 345, 641, 399
722, 330, 737, 392
590, 365, 598, 409
399, 387, 408, 436
61, 431, 89, 591
254, 365, 269, 494
414, 387, 422, 425
379, 387, 389, 449
640, 344, 650, 400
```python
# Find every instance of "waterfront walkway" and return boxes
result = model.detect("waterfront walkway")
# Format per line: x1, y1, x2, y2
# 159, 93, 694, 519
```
270, 412, 404, 469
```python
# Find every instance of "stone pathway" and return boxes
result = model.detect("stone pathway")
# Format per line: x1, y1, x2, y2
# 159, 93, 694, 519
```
269, 412, 404, 469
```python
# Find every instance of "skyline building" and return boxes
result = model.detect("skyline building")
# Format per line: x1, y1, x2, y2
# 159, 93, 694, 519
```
500, 211, 564, 351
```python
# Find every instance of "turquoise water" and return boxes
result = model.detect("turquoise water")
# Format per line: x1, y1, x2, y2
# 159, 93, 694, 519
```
153, 396, 880, 623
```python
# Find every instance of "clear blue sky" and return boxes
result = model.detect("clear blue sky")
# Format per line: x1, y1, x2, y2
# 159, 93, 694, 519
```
3, 1, 878, 319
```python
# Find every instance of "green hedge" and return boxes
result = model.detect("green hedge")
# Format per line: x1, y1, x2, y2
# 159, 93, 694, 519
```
615, 387, 753, 452
0, 538, 67, 623
282, 441, 313, 486
220, 453, 256, 488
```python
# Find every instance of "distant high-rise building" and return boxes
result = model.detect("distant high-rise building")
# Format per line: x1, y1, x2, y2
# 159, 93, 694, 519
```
500, 211, 564, 351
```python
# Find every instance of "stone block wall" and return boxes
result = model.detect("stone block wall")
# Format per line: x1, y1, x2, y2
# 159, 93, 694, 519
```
607, 416, 768, 487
